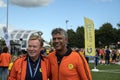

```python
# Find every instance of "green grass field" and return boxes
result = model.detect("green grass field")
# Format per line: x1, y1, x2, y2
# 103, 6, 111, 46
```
0, 63, 120, 80
89, 63, 120, 80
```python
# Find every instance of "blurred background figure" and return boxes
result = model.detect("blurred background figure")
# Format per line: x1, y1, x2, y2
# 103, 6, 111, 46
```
0, 46, 11, 80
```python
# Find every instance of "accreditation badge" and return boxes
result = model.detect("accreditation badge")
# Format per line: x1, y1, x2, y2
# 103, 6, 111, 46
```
68, 64, 74, 70
39, 68, 42, 72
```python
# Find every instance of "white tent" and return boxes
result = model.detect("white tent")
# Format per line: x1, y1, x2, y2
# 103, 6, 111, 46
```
43, 42, 50, 47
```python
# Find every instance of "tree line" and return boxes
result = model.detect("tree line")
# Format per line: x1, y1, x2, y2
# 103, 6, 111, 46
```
0, 22, 120, 49
67, 22, 120, 49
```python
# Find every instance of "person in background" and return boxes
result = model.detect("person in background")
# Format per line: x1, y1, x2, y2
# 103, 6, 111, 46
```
116, 49, 120, 62
40, 47, 47, 56
105, 48, 110, 65
0, 47, 2, 53
0, 46, 11, 80
8, 55, 18, 71
99, 48, 105, 64
8, 35, 48, 80
48, 28, 92, 80
79, 48, 85, 56
95, 48, 100, 66
111, 49, 116, 64
0, 47, 2, 80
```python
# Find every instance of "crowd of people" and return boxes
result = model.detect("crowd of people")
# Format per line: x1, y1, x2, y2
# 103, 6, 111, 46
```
99, 48, 120, 65
75, 47, 120, 65
0, 28, 92, 80
0, 27, 120, 80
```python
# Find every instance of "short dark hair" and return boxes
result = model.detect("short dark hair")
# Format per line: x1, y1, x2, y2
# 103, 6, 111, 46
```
51, 28, 68, 38
2, 46, 9, 53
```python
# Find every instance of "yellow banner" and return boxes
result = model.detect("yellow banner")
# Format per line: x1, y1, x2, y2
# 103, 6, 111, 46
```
84, 17, 95, 56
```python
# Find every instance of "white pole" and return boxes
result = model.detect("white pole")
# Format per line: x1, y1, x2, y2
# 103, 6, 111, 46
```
6, 0, 11, 52
6, 0, 9, 29
91, 57, 99, 72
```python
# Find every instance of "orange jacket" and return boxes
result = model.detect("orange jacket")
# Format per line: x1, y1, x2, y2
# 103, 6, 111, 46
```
0, 52, 11, 67
0, 54, 2, 66
8, 55, 48, 80
48, 51, 92, 80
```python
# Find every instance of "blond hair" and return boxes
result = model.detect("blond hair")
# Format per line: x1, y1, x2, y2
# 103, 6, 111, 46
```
29, 35, 43, 47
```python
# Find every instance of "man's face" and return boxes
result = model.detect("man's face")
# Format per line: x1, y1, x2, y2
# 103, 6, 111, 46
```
52, 33, 67, 51
27, 39, 42, 58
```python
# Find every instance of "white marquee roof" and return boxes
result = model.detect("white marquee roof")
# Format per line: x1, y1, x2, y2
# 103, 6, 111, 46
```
10, 30, 43, 40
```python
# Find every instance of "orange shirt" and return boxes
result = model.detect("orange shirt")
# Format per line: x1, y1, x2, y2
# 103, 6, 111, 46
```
99, 49, 104, 55
0, 54, 2, 66
0, 52, 11, 67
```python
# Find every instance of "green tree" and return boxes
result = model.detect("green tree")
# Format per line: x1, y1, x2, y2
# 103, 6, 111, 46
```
67, 29, 77, 47
117, 22, 120, 29
76, 26, 84, 48
98, 23, 116, 47
95, 29, 101, 48
0, 38, 5, 47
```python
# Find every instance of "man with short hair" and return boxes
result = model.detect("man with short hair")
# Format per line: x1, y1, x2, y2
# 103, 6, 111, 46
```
8, 35, 48, 80
48, 28, 92, 80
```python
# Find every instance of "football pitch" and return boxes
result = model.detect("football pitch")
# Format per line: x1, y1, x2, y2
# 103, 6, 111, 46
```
89, 63, 120, 80
0, 63, 119, 80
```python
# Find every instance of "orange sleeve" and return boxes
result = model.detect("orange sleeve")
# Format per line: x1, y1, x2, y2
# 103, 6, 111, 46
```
7, 62, 17, 80
47, 55, 52, 80
0, 55, 1, 62
77, 54, 92, 80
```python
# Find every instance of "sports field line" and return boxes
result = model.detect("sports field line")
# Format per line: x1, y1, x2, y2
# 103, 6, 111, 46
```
97, 69, 120, 73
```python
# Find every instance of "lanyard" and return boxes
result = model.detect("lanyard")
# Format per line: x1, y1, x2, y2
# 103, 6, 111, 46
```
28, 57, 40, 78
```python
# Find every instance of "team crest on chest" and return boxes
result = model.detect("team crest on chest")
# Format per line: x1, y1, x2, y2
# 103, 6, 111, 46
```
68, 64, 74, 70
